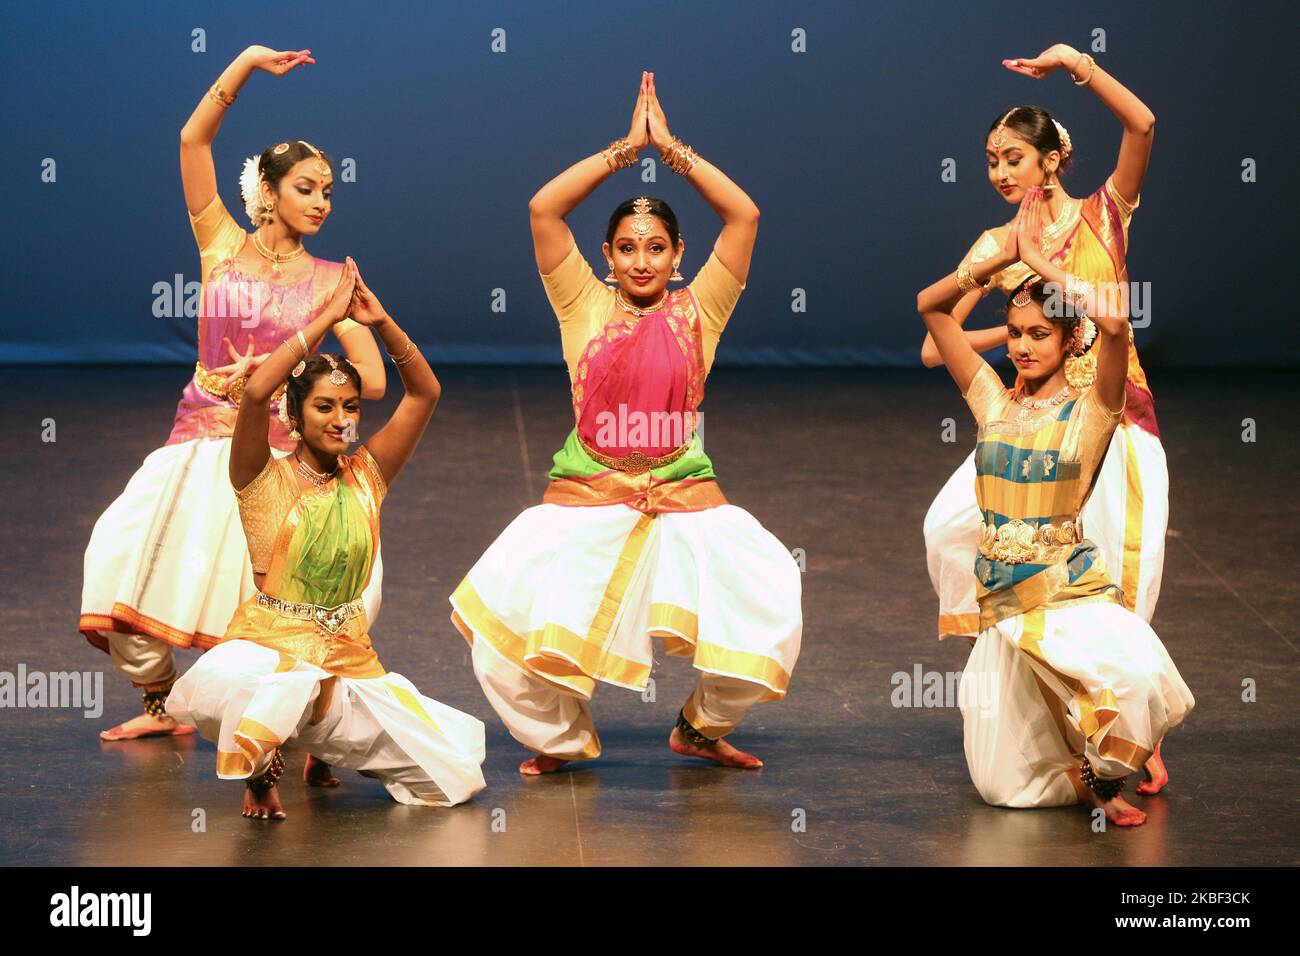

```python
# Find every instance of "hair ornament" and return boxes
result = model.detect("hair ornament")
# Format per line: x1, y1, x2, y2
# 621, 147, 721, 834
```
239, 154, 266, 227
291, 360, 307, 378
1011, 275, 1041, 308
298, 140, 331, 177
322, 353, 349, 387
1051, 119, 1073, 158
630, 197, 654, 236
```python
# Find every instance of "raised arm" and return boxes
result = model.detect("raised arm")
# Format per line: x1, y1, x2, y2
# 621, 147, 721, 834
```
334, 324, 386, 400
919, 302, 1006, 368
645, 72, 760, 284
180, 45, 315, 216
1015, 187, 1127, 411
1002, 42, 1155, 204
228, 257, 355, 490
918, 196, 1030, 391
343, 265, 440, 488
528, 74, 651, 274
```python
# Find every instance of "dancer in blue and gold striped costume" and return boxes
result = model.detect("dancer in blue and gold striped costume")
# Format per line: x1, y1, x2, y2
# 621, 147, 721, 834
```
917, 187, 1192, 827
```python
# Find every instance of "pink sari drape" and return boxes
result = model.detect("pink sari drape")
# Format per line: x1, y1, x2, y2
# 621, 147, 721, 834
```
573, 289, 706, 459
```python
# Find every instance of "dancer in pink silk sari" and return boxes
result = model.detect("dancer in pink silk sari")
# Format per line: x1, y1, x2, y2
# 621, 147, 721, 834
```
81, 45, 386, 744
451, 73, 802, 774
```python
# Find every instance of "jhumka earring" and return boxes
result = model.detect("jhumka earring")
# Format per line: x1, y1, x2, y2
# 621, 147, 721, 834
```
604, 263, 618, 284
1042, 172, 1060, 194
669, 260, 685, 282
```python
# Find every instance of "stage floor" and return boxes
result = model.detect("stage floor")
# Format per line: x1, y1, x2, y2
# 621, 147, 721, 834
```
3, 365, 1297, 866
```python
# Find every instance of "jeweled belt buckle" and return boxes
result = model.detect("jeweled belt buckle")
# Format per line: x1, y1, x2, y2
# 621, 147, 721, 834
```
978, 518, 1078, 564
313, 604, 351, 635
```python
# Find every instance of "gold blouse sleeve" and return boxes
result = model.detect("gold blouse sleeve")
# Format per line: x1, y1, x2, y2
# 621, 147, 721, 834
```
189, 193, 248, 285
962, 361, 1009, 426
233, 454, 294, 574
688, 250, 745, 376
1103, 175, 1141, 227
540, 243, 612, 376
353, 445, 389, 506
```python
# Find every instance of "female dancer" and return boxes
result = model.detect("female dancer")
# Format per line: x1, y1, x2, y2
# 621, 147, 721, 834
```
917, 189, 1193, 826
167, 262, 486, 819
81, 45, 386, 743
919, 44, 1171, 792
450, 72, 801, 774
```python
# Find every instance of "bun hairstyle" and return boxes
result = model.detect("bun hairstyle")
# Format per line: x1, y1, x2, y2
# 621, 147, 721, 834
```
605, 196, 682, 248
282, 353, 362, 428
988, 105, 1073, 176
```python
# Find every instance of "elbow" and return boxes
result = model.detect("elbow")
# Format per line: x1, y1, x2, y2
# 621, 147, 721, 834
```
1134, 114, 1155, 138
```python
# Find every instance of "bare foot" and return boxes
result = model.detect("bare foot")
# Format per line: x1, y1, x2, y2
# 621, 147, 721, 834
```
1083, 789, 1147, 827
669, 726, 763, 768
304, 754, 340, 787
1137, 744, 1168, 795
99, 711, 196, 742
519, 754, 570, 775
242, 784, 286, 821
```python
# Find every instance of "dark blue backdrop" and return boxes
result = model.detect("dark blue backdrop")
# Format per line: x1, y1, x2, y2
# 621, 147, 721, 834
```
3, 0, 1294, 366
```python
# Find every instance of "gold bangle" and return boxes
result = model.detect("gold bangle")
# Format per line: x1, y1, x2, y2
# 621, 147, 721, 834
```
602, 138, 637, 172
1071, 53, 1096, 86
956, 263, 981, 294
208, 81, 236, 108
394, 343, 420, 368
660, 136, 699, 176
387, 338, 418, 367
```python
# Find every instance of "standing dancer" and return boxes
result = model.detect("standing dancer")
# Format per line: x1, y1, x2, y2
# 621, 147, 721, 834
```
451, 72, 801, 773
81, 45, 386, 742
918, 44, 1172, 792
167, 262, 486, 819
917, 191, 1193, 826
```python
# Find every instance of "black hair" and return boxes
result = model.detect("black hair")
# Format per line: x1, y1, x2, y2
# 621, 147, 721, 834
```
988, 105, 1073, 175
284, 353, 362, 428
604, 196, 681, 248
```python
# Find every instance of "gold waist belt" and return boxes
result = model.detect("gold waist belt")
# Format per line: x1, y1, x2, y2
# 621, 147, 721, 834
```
194, 360, 286, 405
580, 438, 689, 476
978, 517, 1079, 565
255, 591, 364, 635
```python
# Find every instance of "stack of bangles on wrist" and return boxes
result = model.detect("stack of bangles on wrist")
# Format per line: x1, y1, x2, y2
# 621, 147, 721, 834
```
387, 337, 418, 367
955, 263, 990, 295
602, 138, 638, 172
208, 81, 237, 109
659, 136, 699, 175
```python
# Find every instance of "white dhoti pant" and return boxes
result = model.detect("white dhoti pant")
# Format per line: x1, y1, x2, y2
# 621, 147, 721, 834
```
167, 640, 486, 807
960, 601, 1194, 807
452, 502, 802, 756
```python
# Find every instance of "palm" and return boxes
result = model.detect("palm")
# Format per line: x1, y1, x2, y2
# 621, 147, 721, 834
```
248, 46, 315, 76
626, 73, 650, 150
646, 72, 671, 149
1002, 45, 1071, 79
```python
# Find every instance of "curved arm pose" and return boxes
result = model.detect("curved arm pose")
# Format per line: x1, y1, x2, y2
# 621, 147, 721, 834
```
916, 47, 1172, 795
920, 41, 1154, 373
451, 72, 800, 777
168, 264, 484, 820
915, 192, 1192, 828
80, 45, 389, 745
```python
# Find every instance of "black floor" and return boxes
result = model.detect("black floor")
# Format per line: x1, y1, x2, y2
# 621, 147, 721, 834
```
3, 365, 1297, 866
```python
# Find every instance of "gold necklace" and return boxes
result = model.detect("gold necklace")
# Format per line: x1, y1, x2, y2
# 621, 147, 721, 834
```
294, 452, 338, 486
614, 289, 668, 318
1039, 198, 1077, 256
252, 231, 307, 279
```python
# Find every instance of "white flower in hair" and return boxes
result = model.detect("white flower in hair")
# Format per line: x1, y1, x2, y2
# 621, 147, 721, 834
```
1051, 119, 1073, 158
239, 155, 264, 228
